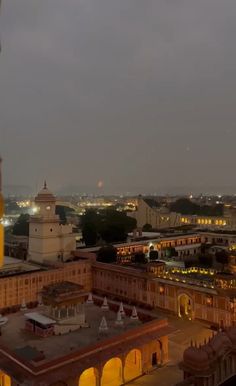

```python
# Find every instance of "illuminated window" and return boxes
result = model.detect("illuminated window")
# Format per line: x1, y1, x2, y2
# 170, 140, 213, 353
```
206, 296, 213, 307
159, 286, 164, 295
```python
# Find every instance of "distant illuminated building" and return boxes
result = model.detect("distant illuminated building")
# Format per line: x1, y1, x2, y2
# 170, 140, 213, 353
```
130, 197, 234, 230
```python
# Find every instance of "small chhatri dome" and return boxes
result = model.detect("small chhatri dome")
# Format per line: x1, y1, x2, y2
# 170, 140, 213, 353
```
101, 296, 109, 311
35, 181, 56, 203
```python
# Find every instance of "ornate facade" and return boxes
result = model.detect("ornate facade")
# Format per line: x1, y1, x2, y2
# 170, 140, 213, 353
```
178, 326, 236, 386
92, 262, 236, 327
28, 183, 77, 264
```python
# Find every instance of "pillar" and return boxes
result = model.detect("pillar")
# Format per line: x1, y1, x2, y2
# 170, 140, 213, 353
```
160, 336, 168, 364
67, 377, 79, 386
95, 373, 101, 386
51, 306, 56, 318
120, 357, 125, 384
185, 300, 188, 315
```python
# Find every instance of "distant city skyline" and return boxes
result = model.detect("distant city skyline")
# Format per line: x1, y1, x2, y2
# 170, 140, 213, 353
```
4, 182, 236, 197
1, 1, 236, 193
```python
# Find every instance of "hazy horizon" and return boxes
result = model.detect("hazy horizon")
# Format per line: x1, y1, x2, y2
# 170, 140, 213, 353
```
1, 1, 236, 194
3, 182, 236, 197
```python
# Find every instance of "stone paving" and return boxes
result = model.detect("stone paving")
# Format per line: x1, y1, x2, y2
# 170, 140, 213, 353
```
128, 311, 213, 386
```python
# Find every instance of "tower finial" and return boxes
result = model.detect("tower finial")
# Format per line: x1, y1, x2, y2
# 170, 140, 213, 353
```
44, 180, 47, 190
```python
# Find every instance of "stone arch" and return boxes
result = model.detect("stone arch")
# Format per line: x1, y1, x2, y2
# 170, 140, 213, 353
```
79, 367, 98, 386
124, 348, 142, 382
101, 357, 122, 386
177, 292, 194, 320
0, 370, 11, 386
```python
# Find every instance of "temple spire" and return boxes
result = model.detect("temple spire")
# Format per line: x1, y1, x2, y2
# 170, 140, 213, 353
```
44, 180, 47, 190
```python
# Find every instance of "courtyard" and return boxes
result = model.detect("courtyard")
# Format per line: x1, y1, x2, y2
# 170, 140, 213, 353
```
128, 310, 214, 386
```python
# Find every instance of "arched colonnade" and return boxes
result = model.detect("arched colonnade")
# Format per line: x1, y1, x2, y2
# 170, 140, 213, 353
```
49, 342, 165, 386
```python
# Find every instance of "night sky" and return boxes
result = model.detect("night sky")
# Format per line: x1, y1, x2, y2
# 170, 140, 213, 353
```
1, 1, 236, 195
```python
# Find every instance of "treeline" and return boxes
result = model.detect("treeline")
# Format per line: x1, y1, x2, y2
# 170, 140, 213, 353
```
170, 198, 223, 216
11, 205, 75, 236
81, 209, 136, 246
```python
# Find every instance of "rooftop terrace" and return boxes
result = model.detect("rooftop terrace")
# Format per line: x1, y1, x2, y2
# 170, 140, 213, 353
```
0, 298, 162, 363
0, 257, 43, 278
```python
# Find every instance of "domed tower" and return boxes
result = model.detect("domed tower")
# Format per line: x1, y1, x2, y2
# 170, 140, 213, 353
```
28, 182, 76, 264
34, 181, 57, 218
0, 157, 4, 268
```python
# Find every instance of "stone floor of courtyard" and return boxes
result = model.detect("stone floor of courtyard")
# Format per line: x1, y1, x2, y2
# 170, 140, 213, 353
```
128, 309, 214, 386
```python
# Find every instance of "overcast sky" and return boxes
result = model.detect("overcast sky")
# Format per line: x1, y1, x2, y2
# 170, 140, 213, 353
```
1, 0, 236, 195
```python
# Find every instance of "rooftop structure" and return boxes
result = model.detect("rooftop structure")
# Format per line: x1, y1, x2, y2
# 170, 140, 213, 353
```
41, 281, 85, 304
28, 183, 77, 264
178, 326, 236, 386
0, 296, 172, 385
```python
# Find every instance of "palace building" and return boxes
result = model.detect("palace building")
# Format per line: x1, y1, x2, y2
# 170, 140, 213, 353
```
0, 288, 171, 386
0, 175, 235, 385
178, 326, 236, 386
129, 197, 236, 230
92, 261, 236, 327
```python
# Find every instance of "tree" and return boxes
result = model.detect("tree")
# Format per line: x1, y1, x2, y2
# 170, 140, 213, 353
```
82, 223, 97, 246
12, 214, 30, 236
100, 223, 126, 243
215, 250, 230, 272
55, 205, 67, 224
165, 247, 177, 258
170, 198, 199, 215
80, 209, 137, 245
143, 223, 152, 232
170, 198, 223, 216
184, 259, 197, 268
97, 245, 117, 263
197, 254, 213, 268
132, 252, 148, 264
56, 205, 75, 225
149, 250, 159, 260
